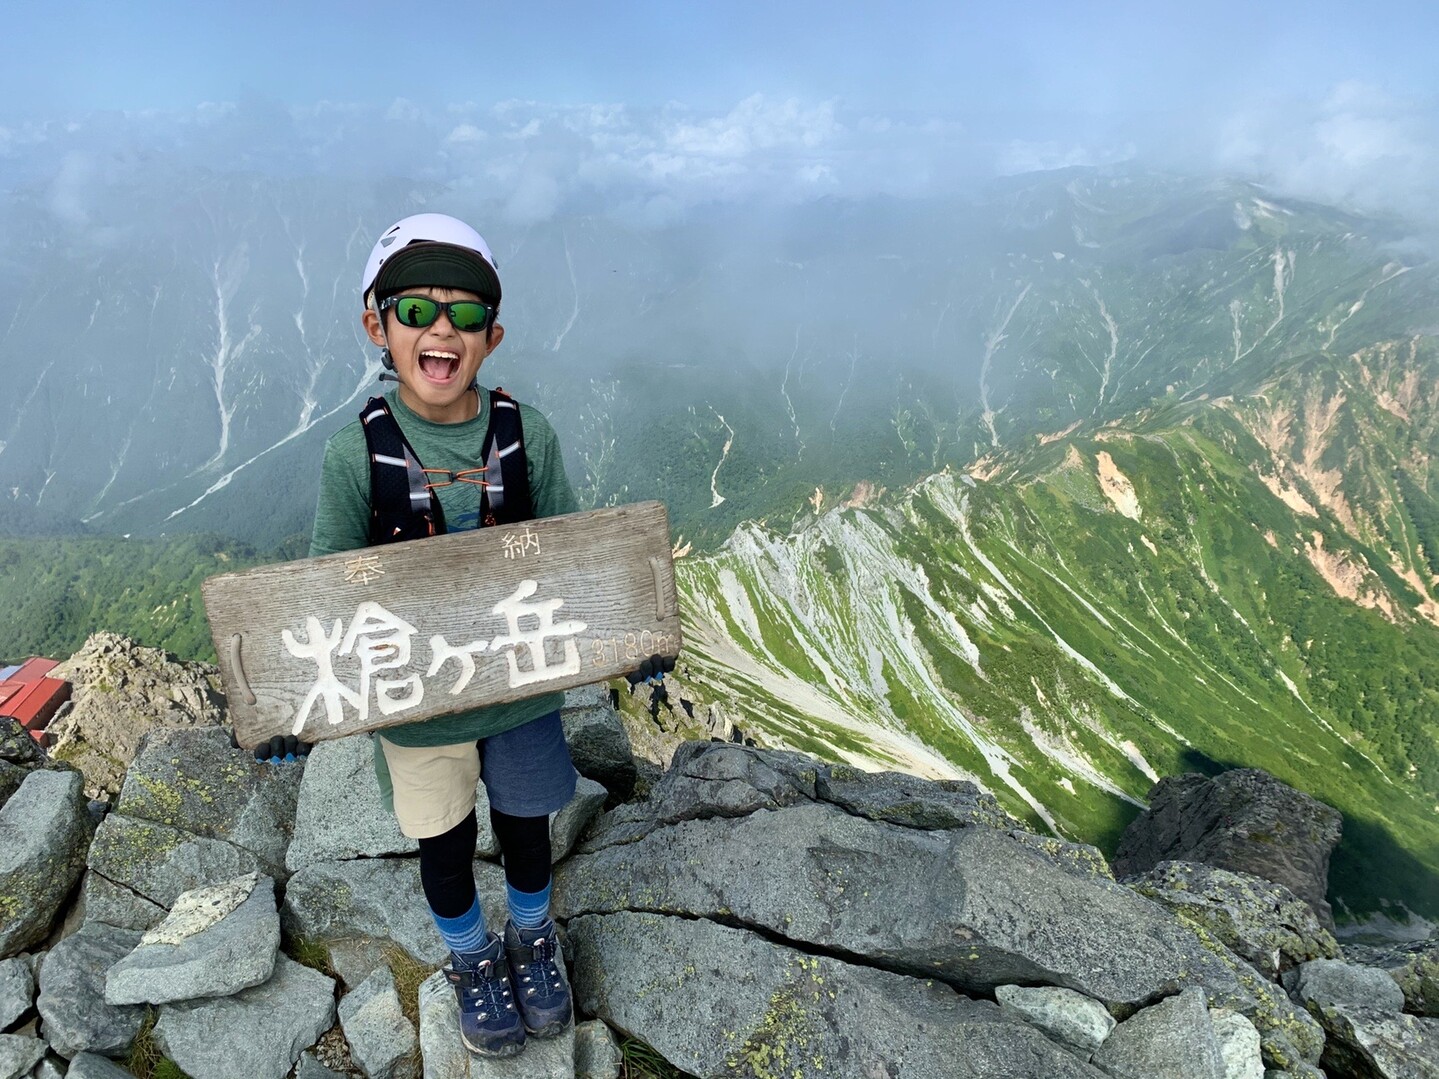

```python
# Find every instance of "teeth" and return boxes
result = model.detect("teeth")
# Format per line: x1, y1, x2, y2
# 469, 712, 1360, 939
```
420, 350, 459, 360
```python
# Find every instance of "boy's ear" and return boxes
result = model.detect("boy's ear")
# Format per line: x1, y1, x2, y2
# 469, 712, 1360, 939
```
487, 322, 505, 350
362, 309, 386, 347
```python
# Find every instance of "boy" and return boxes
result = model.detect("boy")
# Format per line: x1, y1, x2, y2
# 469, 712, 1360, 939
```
308, 213, 577, 1058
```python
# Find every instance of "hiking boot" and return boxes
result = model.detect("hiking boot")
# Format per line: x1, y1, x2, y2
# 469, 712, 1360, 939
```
443, 934, 525, 1058
504, 919, 572, 1037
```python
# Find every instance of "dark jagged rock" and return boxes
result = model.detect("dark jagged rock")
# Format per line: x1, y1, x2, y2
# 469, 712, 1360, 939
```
35, 924, 145, 1059
568, 910, 1109, 1079
1129, 861, 1339, 978
0, 769, 93, 958
1347, 938, 1439, 1019
561, 686, 638, 801
1310, 1005, 1439, 1078
578, 741, 820, 851
1113, 770, 1342, 929
816, 761, 1020, 831
0, 719, 49, 773
116, 726, 300, 880
0, 761, 28, 812
1393, 943, 1439, 1018
49, 633, 225, 799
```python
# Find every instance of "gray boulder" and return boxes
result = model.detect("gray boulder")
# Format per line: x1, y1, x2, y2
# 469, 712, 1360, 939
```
1293, 959, 1407, 1015
1129, 861, 1339, 977
0, 769, 93, 959
1388, 941, 1439, 1018
574, 1020, 622, 1079
153, 954, 336, 1079
1114, 770, 1342, 928
568, 910, 1107, 1078
995, 984, 1115, 1058
417, 968, 575, 1079
1311, 1005, 1439, 1079
65, 1054, 140, 1079
552, 777, 607, 861
115, 726, 300, 880
0, 1035, 44, 1079
561, 800, 1215, 1006
1092, 986, 1225, 1079
337, 965, 417, 1079
86, 812, 260, 913
35, 924, 145, 1059
1211, 1008, 1265, 1079
555, 797, 1322, 1067
817, 761, 1022, 831
78, 869, 168, 932
561, 687, 637, 800
282, 857, 507, 966
578, 741, 825, 851
104, 873, 280, 1005
0, 956, 34, 1031
286, 735, 419, 869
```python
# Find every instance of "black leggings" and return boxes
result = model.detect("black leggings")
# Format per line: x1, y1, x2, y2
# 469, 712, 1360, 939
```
418, 807, 552, 919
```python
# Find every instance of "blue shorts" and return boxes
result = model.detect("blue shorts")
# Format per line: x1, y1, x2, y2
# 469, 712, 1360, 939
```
376, 709, 577, 838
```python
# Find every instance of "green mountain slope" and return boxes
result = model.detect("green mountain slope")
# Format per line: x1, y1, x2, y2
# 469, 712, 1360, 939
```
673, 356, 1439, 922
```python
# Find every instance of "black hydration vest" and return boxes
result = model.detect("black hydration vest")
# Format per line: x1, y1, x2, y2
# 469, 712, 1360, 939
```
359, 388, 534, 544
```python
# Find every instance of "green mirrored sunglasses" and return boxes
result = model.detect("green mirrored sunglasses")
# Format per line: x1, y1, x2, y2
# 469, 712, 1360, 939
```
379, 294, 493, 332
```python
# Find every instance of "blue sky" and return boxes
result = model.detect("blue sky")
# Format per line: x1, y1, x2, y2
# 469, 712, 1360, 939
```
4, 1, 1439, 224
6, 0, 1437, 117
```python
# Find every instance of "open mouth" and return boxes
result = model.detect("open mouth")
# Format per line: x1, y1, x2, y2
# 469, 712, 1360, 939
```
417, 350, 461, 383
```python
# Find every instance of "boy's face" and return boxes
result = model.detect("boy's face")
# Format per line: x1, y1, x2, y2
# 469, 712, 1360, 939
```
363, 285, 504, 424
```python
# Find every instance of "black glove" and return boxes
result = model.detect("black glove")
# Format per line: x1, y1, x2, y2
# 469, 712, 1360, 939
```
626, 653, 676, 685
235, 732, 311, 765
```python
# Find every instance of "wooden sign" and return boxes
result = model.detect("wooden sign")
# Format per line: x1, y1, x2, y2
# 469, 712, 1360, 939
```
202, 502, 681, 750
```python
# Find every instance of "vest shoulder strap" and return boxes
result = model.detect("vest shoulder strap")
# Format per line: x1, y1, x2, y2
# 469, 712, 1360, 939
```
479, 387, 534, 526
359, 396, 445, 543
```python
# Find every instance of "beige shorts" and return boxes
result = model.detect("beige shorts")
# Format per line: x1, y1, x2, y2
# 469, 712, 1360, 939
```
376, 710, 577, 840
377, 737, 480, 840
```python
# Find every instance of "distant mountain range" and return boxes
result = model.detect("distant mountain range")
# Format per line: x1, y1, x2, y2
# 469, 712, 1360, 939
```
4, 165, 1436, 923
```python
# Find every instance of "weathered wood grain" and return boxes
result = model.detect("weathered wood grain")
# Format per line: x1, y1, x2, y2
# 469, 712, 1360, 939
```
202, 502, 681, 749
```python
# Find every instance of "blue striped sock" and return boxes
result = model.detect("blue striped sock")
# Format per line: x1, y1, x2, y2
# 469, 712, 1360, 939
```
506, 880, 552, 930
432, 897, 489, 957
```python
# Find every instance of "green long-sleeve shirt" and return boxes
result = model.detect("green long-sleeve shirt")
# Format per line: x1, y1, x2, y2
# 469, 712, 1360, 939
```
308, 386, 579, 747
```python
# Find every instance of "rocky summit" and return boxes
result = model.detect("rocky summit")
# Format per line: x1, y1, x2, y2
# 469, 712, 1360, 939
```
0, 636, 1436, 1078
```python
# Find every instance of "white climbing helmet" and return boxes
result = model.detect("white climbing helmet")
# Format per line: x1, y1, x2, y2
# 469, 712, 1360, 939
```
361, 213, 501, 304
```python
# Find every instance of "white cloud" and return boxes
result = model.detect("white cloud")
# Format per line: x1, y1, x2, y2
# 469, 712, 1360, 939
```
1214, 81, 1439, 223
667, 94, 840, 157
446, 123, 486, 143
